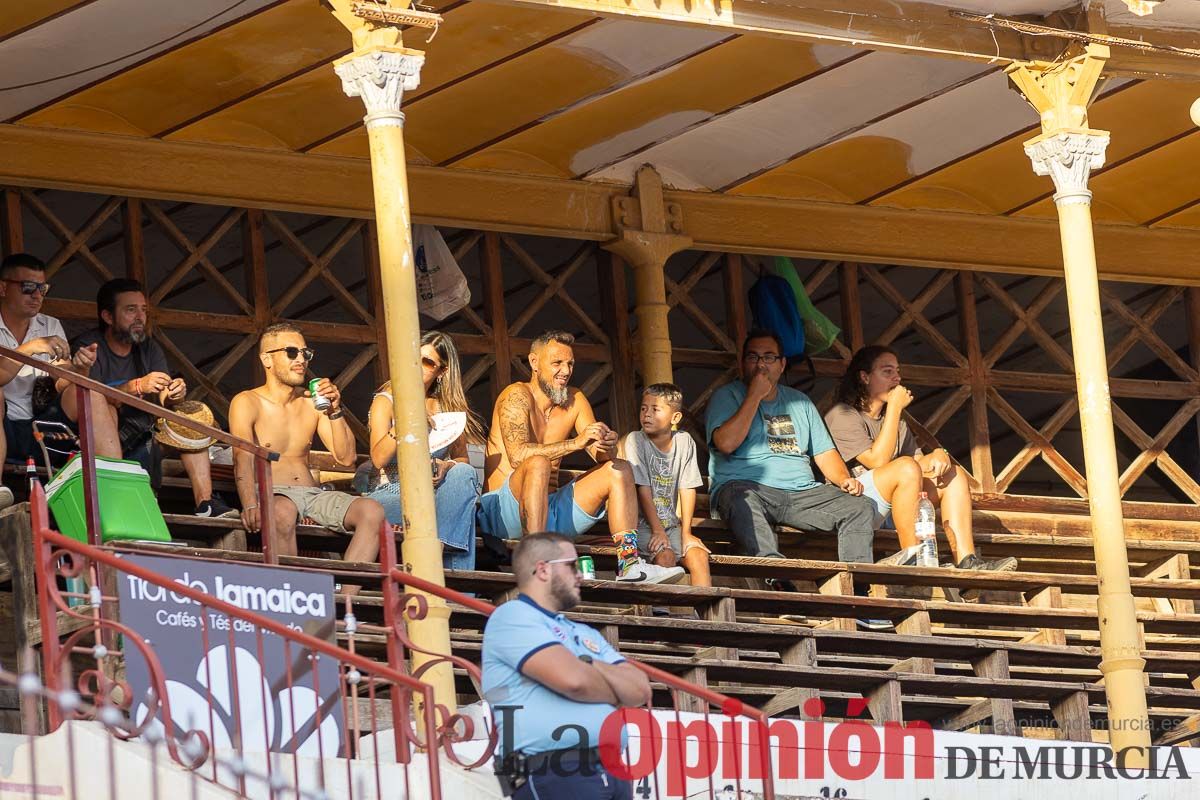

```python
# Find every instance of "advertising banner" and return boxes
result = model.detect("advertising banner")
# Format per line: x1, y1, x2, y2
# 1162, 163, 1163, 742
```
118, 554, 344, 758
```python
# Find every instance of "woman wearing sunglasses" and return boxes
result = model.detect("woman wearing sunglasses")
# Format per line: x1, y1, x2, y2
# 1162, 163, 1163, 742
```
360, 331, 485, 570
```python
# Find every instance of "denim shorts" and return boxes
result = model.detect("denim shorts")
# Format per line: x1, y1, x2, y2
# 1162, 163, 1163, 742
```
477, 475, 604, 539
857, 469, 895, 530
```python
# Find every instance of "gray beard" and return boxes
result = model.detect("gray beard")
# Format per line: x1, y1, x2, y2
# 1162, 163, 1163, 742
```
537, 375, 570, 407
114, 327, 147, 345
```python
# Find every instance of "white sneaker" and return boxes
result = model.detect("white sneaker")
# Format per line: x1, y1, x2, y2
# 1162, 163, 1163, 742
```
616, 560, 686, 585
0, 486, 13, 511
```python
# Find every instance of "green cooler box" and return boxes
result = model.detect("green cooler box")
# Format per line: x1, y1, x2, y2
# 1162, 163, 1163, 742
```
45, 454, 172, 544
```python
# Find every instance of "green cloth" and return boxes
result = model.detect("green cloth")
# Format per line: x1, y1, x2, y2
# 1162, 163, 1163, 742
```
772, 256, 841, 356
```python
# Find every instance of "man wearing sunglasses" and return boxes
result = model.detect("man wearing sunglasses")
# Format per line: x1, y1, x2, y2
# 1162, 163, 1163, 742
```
72, 278, 236, 518
707, 330, 877, 582
0, 254, 120, 504
229, 323, 385, 574
483, 532, 648, 798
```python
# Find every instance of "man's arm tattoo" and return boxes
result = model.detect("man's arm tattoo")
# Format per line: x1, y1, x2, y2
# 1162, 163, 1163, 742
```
499, 390, 534, 465
498, 390, 579, 466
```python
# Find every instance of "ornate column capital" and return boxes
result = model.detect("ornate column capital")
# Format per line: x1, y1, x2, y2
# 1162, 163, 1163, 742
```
334, 47, 424, 128
1024, 130, 1109, 206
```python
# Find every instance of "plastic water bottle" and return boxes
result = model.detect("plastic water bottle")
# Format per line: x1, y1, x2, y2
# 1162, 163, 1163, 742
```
916, 492, 938, 567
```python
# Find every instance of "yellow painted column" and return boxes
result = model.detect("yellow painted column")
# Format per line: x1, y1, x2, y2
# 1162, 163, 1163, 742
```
1010, 46, 1149, 764
603, 166, 692, 385
335, 44, 456, 710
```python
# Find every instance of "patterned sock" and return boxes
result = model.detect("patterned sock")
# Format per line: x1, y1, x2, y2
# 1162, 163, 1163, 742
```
612, 530, 639, 576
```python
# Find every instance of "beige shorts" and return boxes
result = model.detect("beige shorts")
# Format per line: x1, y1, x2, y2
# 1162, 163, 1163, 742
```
274, 485, 356, 533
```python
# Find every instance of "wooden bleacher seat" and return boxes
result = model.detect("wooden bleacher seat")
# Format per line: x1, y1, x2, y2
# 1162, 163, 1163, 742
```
11, 439, 1200, 745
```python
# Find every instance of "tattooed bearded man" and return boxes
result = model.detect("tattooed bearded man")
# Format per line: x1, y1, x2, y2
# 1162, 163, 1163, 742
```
478, 330, 684, 584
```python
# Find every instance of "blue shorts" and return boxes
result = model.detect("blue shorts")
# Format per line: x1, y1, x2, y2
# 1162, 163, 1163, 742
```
477, 475, 605, 539
857, 469, 895, 530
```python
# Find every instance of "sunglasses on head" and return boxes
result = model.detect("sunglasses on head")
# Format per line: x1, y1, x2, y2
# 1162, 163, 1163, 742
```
265, 346, 314, 362
3, 279, 50, 296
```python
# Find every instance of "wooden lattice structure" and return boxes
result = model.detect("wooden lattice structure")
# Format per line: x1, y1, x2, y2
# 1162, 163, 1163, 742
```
5, 185, 1198, 513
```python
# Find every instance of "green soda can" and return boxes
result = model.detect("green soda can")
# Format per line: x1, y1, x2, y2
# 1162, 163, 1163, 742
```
308, 378, 331, 411
577, 555, 596, 580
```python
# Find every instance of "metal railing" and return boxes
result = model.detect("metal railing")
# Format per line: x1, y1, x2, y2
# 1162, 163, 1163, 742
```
0, 343, 283, 562
377, 527, 779, 800
31, 480, 446, 800
6, 342, 777, 797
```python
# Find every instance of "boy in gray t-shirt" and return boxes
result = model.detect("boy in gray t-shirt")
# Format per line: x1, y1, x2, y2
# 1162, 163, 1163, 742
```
620, 383, 711, 587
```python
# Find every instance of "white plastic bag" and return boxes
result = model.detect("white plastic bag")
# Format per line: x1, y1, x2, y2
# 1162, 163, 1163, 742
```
413, 224, 470, 320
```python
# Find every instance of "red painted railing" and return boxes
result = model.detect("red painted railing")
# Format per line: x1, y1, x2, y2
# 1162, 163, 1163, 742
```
9, 341, 777, 798
0, 343, 282, 563
378, 526, 779, 800
31, 481, 446, 800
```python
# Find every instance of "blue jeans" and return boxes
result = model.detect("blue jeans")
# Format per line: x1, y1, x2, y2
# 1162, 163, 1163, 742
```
514, 753, 632, 800
367, 462, 479, 571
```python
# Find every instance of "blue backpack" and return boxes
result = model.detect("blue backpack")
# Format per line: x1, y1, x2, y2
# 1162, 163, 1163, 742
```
748, 273, 806, 359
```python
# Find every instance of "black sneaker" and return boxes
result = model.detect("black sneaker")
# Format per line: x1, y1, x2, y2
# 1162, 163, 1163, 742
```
195, 496, 239, 519
764, 577, 798, 592
957, 553, 1018, 572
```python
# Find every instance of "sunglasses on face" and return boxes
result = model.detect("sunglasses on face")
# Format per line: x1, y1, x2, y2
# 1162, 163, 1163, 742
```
536, 556, 579, 576
3, 279, 50, 296
421, 356, 443, 371
264, 346, 314, 362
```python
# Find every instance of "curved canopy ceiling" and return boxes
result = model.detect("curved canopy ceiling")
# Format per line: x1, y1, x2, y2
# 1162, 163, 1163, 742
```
4, 0, 1200, 230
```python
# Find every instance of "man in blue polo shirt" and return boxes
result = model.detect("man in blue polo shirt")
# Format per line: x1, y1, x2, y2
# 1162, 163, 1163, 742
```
482, 532, 650, 798
707, 329, 876, 564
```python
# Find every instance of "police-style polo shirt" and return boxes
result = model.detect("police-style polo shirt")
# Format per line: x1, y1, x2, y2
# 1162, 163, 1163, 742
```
0, 312, 67, 420
482, 593, 625, 755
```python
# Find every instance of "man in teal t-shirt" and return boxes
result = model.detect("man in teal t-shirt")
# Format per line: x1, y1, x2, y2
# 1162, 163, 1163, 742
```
706, 330, 876, 562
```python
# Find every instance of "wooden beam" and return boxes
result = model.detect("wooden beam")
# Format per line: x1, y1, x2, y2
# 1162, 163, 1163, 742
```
817, 571, 856, 633
1051, 690, 1093, 742
362, 222, 388, 388
723, 253, 747, 353
0, 188, 21, 256
956, 272, 994, 491
122, 198, 146, 285
865, 679, 904, 724
1024, 587, 1067, 647
599, 251, 637, 435
838, 262, 863, 354
480, 232, 511, 405
42, 298, 255, 333
243, 208, 270, 332
973, 650, 1017, 736
1189, 287, 1200, 455
10, 126, 1200, 285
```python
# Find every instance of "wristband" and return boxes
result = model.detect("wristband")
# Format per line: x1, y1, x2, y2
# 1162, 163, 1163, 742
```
328, 409, 344, 420
578, 653, 594, 664
133, 378, 141, 395
243, 505, 258, 512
